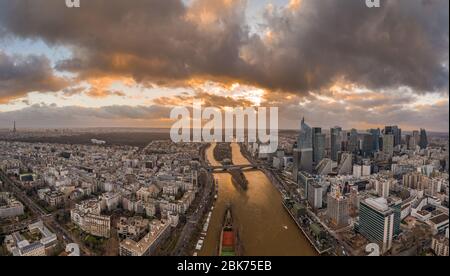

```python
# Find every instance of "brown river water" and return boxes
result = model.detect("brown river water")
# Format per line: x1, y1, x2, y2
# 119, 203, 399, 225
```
199, 143, 316, 256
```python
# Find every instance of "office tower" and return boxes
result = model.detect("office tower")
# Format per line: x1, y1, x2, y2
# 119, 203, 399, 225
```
312, 127, 325, 164
383, 134, 394, 157
411, 130, 420, 149
307, 183, 323, 210
299, 171, 314, 199
360, 133, 374, 157
358, 198, 395, 253
327, 187, 349, 227
385, 126, 401, 146
337, 153, 353, 175
330, 127, 342, 161
348, 129, 359, 154
13, 121, 16, 133
294, 118, 313, 174
405, 134, 411, 149
384, 125, 393, 136
298, 118, 312, 149
369, 129, 381, 152
419, 129, 428, 149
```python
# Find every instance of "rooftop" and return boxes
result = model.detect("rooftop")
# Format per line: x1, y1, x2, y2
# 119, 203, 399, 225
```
429, 214, 449, 225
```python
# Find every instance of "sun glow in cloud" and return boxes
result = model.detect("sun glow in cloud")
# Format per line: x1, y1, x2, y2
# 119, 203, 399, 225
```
0, 0, 448, 131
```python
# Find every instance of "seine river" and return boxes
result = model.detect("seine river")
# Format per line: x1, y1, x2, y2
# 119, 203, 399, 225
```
199, 143, 316, 256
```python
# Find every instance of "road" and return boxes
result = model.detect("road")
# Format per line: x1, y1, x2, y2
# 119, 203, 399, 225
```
171, 144, 215, 256
0, 170, 93, 256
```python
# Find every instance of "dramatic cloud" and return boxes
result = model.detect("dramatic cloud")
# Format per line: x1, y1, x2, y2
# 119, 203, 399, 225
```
0, 51, 68, 103
1, 93, 447, 131
241, 0, 449, 93
0, 0, 448, 131
154, 90, 255, 108
0, 0, 447, 95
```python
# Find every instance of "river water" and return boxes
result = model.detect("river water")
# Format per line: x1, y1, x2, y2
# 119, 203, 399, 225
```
199, 143, 316, 256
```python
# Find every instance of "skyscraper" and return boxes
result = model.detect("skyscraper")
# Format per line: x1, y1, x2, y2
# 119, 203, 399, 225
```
358, 197, 401, 253
410, 130, 420, 149
360, 133, 374, 157
330, 127, 342, 161
383, 134, 394, 157
298, 118, 313, 172
298, 118, 312, 150
293, 118, 314, 181
405, 134, 411, 150
312, 127, 325, 164
348, 129, 359, 154
385, 126, 401, 146
368, 128, 381, 152
419, 129, 428, 149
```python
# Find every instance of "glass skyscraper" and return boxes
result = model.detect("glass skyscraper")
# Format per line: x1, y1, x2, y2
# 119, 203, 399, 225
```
330, 127, 342, 161
419, 129, 428, 149
312, 127, 325, 164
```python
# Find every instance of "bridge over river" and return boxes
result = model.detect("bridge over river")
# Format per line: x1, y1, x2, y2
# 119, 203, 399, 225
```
207, 164, 259, 172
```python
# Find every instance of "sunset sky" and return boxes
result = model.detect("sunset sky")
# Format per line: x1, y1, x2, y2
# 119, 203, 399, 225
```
0, 0, 448, 131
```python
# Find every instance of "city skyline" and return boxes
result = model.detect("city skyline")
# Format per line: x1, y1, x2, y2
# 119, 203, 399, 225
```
0, 119, 447, 135
0, 0, 448, 132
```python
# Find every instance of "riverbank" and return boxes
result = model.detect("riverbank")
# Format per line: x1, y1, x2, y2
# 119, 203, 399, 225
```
238, 143, 324, 255
199, 143, 316, 256
282, 200, 333, 255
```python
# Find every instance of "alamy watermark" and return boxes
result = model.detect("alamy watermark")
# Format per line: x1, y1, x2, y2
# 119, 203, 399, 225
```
366, 0, 381, 8
65, 0, 80, 8
170, 100, 279, 154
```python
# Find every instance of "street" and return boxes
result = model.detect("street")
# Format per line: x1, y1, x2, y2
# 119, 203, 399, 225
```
0, 170, 92, 256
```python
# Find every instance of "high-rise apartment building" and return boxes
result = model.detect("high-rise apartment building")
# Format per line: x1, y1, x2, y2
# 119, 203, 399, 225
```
327, 187, 349, 227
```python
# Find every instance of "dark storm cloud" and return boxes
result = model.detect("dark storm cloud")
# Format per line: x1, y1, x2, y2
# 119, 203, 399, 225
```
241, 0, 449, 93
0, 51, 68, 103
0, 0, 448, 96
0, 0, 248, 85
